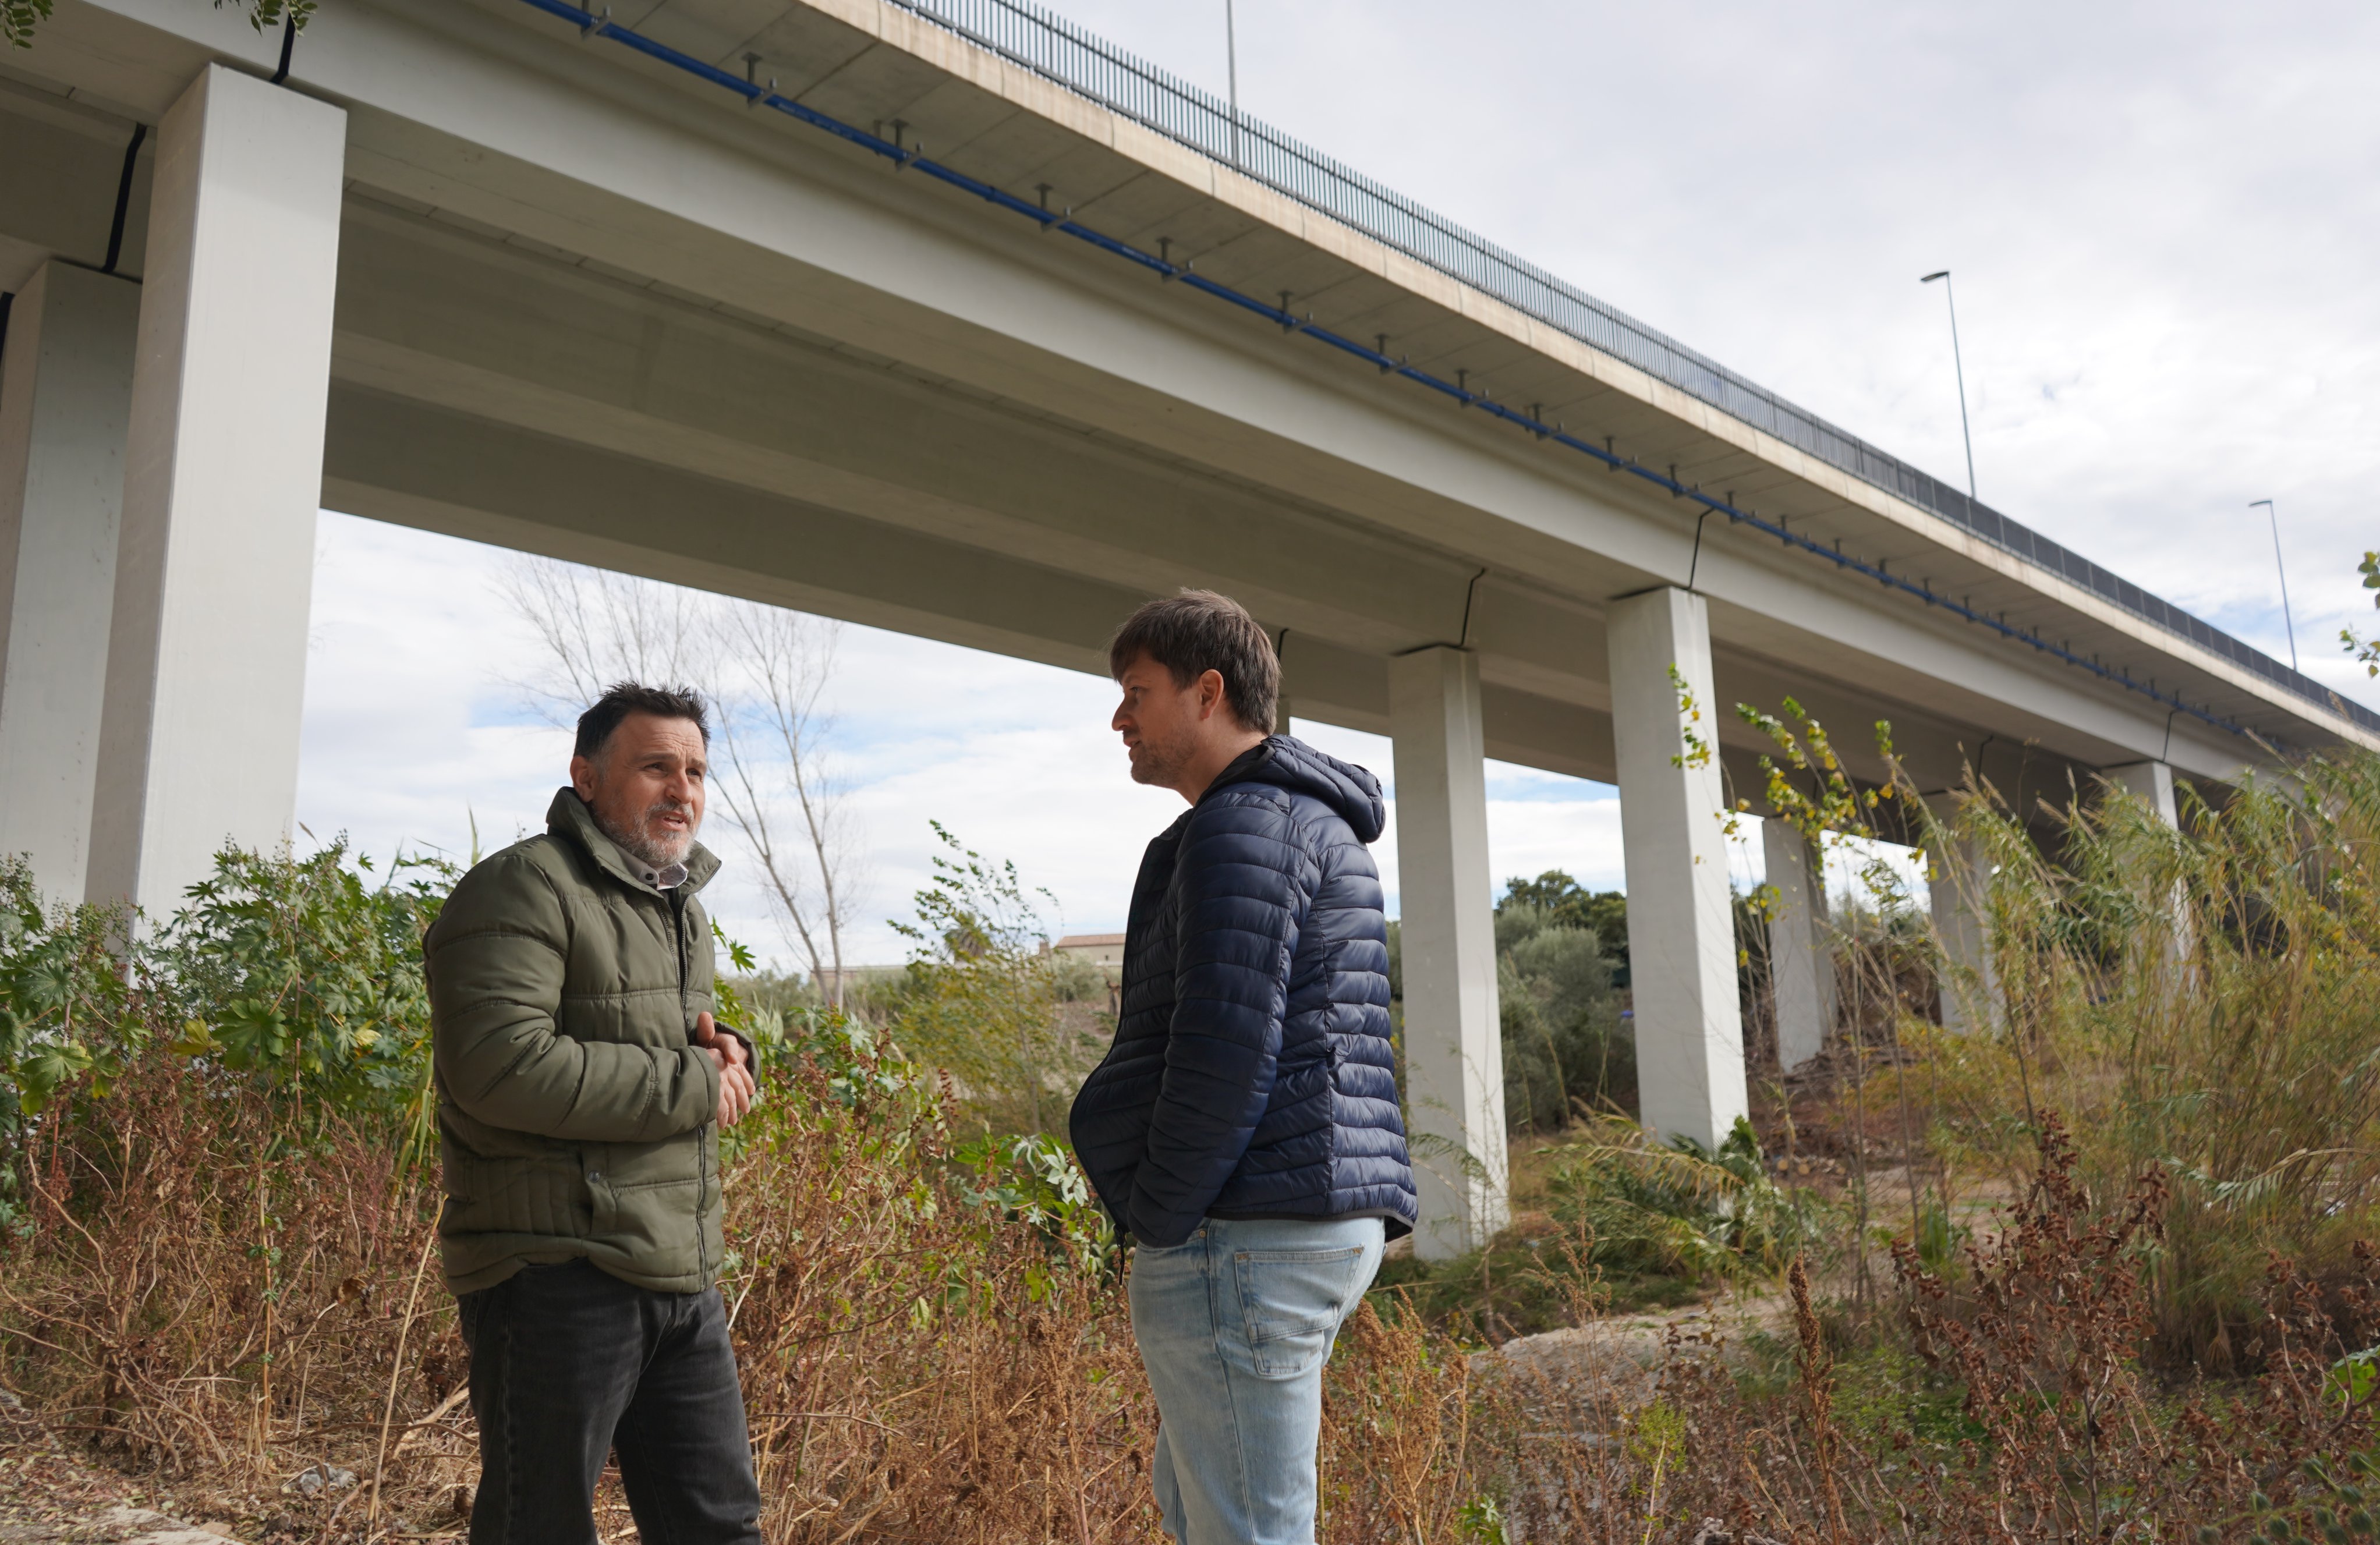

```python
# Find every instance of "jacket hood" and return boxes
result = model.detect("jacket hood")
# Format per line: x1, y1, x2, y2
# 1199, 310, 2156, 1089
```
1209, 736, 1386, 843
546, 787, 722, 895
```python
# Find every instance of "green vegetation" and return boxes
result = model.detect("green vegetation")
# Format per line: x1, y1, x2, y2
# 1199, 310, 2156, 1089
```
1913, 744, 2380, 1367
0, 844, 450, 1226
877, 821, 1112, 1138
1377, 1114, 1822, 1337
1493, 880, 1632, 1129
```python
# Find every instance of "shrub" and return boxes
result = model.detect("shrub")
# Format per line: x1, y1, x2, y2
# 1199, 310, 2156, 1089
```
886, 823, 1107, 1137
1543, 1115, 1823, 1284
1495, 903, 1632, 1129
1914, 749, 2380, 1366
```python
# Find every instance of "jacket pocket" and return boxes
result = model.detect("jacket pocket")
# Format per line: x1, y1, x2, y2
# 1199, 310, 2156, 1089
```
605, 1177, 702, 1273
1232, 1245, 1368, 1379
586, 1167, 618, 1237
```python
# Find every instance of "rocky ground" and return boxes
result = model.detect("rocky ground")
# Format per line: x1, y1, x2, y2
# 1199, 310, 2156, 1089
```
1490, 1287, 1793, 1401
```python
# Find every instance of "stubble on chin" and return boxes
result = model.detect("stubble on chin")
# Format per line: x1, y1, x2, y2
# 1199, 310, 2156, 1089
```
1126, 743, 1182, 789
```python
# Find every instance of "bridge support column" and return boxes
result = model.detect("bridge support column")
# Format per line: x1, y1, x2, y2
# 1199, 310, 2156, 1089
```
2105, 760, 2190, 963
1608, 588, 1748, 1147
1388, 644, 1507, 1259
1925, 792, 1999, 1034
88, 66, 344, 918
0, 261, 140, 902
2105, 760, 2180, 826
1762, 818, 1836, 1073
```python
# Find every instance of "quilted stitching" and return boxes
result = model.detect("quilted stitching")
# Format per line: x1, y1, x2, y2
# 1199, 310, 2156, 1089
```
1069, 738, 1418, 1248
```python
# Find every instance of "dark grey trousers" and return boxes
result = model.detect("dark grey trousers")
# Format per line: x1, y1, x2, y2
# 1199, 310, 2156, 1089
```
458, 1260, 763, 1545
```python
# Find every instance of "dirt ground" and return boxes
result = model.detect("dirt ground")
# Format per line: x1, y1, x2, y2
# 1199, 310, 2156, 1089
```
0, 1392, 236, 1544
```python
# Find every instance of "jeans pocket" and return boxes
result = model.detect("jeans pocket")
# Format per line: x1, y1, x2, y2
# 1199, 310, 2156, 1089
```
1232, 1245, 1368, 1378
1133, 1224, 1205, 1257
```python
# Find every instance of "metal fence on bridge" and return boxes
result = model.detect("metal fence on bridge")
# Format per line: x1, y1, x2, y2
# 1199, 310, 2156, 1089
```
886, 0, 2370, 735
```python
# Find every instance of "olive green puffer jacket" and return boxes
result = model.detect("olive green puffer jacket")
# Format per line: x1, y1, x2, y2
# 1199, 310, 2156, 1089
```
426, 789, 731, 1296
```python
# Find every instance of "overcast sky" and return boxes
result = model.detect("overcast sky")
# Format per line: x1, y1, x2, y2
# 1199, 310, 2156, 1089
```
296, 0, 2378, 970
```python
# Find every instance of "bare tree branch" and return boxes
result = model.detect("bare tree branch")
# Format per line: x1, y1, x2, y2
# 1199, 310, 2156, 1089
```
491, 556, 864, 998
492, 557, 714, 724
721, 604, 855, 1006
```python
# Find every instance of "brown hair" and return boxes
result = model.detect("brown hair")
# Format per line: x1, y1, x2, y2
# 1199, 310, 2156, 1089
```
1107, 590, 1280, 733
573, 681, 711, 759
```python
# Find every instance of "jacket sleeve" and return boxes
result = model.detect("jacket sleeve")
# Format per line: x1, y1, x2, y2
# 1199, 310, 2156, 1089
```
1126, 793, 1309, 1246
428, 852, 720, 1143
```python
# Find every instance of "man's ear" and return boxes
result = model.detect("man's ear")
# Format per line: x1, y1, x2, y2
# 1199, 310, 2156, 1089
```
569, 753, 598, 801
1198, 668, 1228, 720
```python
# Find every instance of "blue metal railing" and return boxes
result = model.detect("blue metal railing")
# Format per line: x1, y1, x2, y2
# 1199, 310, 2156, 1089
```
883, 0, 2371, 736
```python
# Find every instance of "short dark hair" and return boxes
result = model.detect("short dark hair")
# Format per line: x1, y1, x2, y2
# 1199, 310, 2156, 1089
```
573, 682, 711, 760
1108, 590, 1279, 733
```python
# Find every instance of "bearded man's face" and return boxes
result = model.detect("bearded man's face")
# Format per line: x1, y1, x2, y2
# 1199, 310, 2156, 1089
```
571, 711, 707, 870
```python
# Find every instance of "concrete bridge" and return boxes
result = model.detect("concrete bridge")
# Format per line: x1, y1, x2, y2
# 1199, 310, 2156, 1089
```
4, 0, 2368, 1256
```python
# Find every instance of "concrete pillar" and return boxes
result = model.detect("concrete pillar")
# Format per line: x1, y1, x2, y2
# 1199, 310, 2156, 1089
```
1924, 792, 1998, 1034
1607, 588, 1748, 1148
1388, 645, 1507, 1259
2105, 760, 2190, 962
2105, 760, 2179, 827
0, 262, 140, 902
87, 66, 345, 917
1762, 818, 1836, 1073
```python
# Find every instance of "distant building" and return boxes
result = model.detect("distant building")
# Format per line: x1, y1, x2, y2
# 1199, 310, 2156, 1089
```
811, 964, 903, 1000
1051, 933, 1127, 969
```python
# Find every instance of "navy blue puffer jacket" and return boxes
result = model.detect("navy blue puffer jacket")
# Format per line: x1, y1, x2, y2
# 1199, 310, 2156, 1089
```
1069, 735, 1418, 1248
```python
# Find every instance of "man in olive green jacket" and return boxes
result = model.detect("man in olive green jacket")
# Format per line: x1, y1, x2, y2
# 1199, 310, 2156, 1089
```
427, 682, 762, 1544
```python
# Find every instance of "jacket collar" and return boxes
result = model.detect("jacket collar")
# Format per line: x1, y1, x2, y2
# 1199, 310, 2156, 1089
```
1196, 738, 1277, 804
546, 788, 720, 898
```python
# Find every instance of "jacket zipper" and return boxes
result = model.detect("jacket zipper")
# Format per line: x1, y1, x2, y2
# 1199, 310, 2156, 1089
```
670, 890, 709, 1282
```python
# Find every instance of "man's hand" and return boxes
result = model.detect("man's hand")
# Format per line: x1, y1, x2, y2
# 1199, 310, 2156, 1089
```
693, 1011, 757, 1128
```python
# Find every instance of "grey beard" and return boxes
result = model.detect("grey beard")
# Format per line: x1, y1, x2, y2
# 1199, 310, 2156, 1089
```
598, 803, 695, 871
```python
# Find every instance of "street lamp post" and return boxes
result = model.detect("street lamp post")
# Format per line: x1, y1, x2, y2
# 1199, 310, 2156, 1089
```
2251, 498, 2300, 672
1920, 270, 1978, 502
1225, 0, 1240, 165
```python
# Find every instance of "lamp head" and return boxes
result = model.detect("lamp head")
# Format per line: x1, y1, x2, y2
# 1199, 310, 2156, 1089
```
1921, 270, 1950, 284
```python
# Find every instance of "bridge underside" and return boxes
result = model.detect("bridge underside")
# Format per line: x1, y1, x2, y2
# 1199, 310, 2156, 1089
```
318, 196, 2147, 818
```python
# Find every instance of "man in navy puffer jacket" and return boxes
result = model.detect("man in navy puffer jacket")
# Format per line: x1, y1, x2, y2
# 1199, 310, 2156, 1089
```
1071, 590, 1416, 1545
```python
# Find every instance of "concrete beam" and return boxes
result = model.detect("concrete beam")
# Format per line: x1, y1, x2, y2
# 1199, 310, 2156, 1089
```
1387, 646, 1507, 1259
1762, 818, 1835, 1075
88, 66, 344, 917
0, 261, 139, 902
1608, 587, 1749, 1148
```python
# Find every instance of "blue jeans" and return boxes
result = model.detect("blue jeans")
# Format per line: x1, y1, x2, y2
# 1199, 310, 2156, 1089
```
1127, 1216, 1387, 1545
